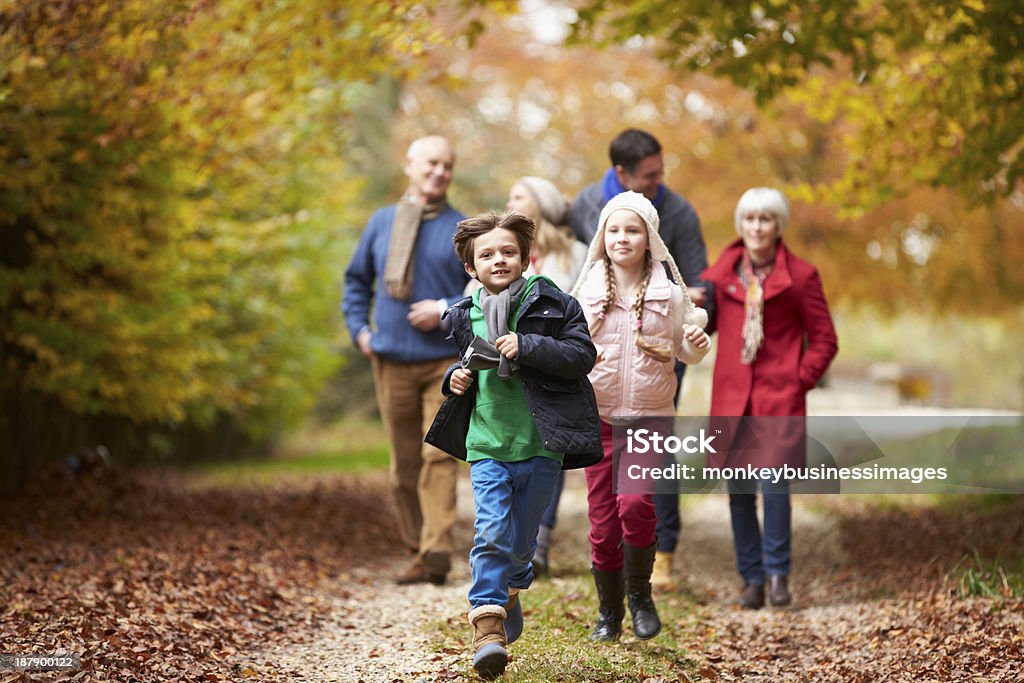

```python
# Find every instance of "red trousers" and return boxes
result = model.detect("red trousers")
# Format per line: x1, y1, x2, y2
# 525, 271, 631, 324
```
585, 420, 657, 571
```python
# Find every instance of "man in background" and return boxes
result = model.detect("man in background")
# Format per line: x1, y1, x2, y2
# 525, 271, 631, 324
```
343, 135, 470, 585
569, 128, 712, 588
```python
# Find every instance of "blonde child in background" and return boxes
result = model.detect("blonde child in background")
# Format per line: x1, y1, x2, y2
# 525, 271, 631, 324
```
505, 175, 589, 575
570, 191, 710, 642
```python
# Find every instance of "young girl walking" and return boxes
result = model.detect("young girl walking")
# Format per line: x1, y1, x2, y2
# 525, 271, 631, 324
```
570, 190, 710, 641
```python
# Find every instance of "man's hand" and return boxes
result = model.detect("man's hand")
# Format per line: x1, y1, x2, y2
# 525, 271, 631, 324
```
495, 333, 519, 360
687, 286, 707, 307
408, 299, 442, 331
450, 368, 473, 395
593, 342, 606, 364
357, 328, 374, 358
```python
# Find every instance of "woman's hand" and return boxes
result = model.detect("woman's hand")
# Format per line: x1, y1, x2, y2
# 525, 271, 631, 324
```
594, 342, 607, 363
450, 368, 474, 395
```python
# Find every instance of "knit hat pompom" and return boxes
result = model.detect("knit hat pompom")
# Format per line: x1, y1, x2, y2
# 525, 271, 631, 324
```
517, 176, 570, 227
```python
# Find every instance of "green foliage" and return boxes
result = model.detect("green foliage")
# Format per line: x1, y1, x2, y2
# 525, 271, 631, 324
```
184, 418, 391, 488
569, 0, 1024, 209
948, 549, 1024, 599
0, 0, 476, 463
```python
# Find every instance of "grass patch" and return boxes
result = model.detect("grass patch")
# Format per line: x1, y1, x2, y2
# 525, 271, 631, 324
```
430, 566, 703, 682
183, 418, 389, 487
947, 550, 1024, 600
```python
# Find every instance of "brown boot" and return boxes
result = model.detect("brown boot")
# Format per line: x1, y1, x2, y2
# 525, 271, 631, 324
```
468, 605, 508, 679
395, 551, 449, 585
740, 583, 765, 609
651, 551, 675, 591
768, 575, 791, 607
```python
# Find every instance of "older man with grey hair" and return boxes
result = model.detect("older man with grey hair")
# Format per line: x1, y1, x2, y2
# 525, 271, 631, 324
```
343, 135, 470, 584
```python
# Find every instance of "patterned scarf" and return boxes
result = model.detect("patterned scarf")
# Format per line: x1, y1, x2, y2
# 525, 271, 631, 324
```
739, 253, 770, 365
383, 194, 448, 301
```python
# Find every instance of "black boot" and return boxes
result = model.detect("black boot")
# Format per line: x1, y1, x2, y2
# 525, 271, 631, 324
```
623, 542, 661, 640
590, 566, 625, 641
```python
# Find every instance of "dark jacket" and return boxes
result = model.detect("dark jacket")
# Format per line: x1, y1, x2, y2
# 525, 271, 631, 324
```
425, 278, 603, 470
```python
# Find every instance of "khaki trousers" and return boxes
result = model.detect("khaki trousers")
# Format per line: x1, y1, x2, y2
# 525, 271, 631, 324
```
372, 356, 458, 558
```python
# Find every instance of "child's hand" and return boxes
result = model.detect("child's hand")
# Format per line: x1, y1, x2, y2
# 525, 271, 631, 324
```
450, 368, 473, 395
683, 324, 711, 350
495, 333, 519, 360
594, 342, 606, 363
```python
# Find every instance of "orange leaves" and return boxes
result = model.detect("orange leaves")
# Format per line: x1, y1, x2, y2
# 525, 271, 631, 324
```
0, 467, 404, 682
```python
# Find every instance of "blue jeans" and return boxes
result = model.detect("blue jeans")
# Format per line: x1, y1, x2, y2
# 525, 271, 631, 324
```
539, 470, 564, 530
728, 479, 791, 585
654, 492, 680, 553
654, 360, 687, 553
468, 457, 562, 607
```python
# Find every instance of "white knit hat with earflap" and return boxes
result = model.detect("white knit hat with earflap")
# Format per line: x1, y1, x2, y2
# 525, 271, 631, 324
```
570, 190, 708, 329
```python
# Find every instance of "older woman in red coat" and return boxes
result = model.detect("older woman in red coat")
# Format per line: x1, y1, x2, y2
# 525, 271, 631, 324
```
702, 188, 838, 609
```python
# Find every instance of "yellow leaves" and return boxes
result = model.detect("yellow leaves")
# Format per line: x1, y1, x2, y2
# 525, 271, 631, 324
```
4, 51, 48, 78
242, 89, 269, 115
0, 0, 462, 431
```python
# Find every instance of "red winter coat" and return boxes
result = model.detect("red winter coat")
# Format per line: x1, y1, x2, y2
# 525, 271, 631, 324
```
702, 239, 837, 417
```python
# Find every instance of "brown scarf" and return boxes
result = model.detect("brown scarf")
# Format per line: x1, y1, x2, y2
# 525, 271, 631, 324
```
739, 252, 771, 365
383, 194, 448, 301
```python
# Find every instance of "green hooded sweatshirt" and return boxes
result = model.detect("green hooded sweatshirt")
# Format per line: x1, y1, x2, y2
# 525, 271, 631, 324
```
465, 276, 564, 464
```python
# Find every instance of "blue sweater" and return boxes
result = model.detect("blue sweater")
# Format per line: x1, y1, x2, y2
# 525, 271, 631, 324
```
342, 203, 470, 363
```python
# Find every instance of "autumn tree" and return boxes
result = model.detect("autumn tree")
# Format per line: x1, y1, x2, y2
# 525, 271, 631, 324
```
389, 6, 1021, 316
0, 0, 487, 485
568, 0, 1023, 209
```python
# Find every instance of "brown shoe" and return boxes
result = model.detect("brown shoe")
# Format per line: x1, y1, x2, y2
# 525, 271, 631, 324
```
396, 552, 448, 585
651, 551, 675, 591
768, 575, 791, 606
740, 583, 765, 609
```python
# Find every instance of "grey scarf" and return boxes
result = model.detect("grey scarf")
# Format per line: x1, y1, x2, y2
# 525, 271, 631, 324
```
475, 277, 528, 379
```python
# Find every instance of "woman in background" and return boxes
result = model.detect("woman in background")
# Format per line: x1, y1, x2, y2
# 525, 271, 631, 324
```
702, 187, 838, 609
505, 176, 588, 575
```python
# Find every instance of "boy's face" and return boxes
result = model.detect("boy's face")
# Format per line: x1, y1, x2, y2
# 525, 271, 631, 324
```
465, 227, 524, 295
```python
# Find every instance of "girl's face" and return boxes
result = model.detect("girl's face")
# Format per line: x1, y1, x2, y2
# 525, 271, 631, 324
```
740, 210, 780, 261
506, 183, 539, 224
603, 209, 649, 271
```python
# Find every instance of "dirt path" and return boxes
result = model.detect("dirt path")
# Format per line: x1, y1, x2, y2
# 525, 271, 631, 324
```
240, 472, 596, 682
241, 476, 1024, 681
239, 476, 478, 682
678, 495, 1024, 681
